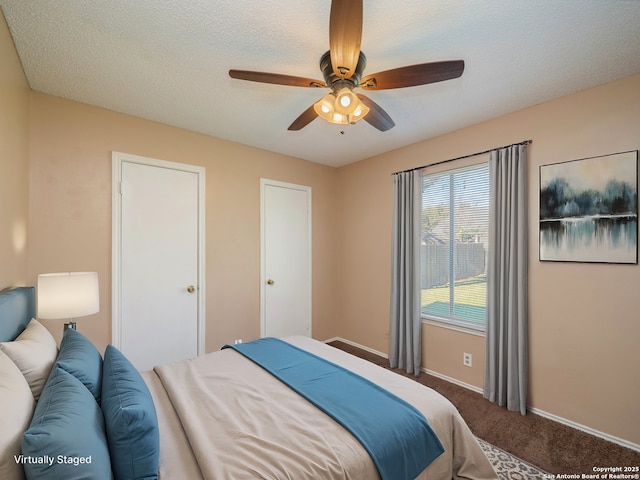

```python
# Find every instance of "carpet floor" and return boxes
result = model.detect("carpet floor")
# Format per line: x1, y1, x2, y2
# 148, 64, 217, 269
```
328, 341, 640, 476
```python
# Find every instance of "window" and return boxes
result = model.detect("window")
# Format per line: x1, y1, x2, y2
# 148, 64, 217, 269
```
420, 162, 489, 331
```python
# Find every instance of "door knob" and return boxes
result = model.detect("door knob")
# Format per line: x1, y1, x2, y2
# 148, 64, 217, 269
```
267, 279, 275, 285
187, 285, 196, 293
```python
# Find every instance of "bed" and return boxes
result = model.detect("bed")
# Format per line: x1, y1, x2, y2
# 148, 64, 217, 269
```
0, 286, 497, 480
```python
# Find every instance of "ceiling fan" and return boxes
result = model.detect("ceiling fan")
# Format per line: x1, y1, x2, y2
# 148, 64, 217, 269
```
229, 0, 464, 132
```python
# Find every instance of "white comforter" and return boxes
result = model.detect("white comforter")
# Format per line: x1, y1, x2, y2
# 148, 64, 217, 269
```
141, 336, 497, 480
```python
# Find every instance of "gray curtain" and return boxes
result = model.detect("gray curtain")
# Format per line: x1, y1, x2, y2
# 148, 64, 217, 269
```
484, 144, 528, 414
389, 170, 421, 375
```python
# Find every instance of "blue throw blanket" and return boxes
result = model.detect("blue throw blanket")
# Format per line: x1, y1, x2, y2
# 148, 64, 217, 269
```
223, 338, 444, 480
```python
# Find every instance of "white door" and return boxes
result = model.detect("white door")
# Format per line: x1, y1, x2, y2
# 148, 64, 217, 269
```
261, 179, 311, 338
112, 152, 205, 371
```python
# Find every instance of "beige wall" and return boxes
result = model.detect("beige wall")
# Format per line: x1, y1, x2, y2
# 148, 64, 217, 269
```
27, 93, 339, 352
335, 73, 640, 445
0, 10, 30, 289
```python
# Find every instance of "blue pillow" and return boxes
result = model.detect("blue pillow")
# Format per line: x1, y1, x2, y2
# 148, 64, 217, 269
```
56, 328, 103, 403
102, 345, 159, 480
22, 367, 112, 480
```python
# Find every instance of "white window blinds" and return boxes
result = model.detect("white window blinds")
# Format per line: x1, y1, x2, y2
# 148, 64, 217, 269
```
420, 162, 489, 329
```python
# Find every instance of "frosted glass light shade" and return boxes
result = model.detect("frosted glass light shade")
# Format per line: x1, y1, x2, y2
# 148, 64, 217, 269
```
334, 88, 358, 115
37, 272, 99, 320
313, 93, 337, 121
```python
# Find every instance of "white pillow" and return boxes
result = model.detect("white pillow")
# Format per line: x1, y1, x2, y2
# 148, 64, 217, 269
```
0, 349, 35, 480
0, 319, 58, 400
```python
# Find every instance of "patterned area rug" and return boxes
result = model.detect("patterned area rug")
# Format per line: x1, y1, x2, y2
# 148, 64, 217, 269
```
478, 438, 550, 479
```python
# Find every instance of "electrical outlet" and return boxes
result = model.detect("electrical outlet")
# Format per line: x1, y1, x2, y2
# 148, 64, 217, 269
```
234, 339, 243, 344
463, 353, 472, 367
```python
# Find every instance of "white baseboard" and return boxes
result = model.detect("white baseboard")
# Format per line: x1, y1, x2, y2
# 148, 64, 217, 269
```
324, 336, 640, 453
420, 368, 484, 395
527, 407, 640, 452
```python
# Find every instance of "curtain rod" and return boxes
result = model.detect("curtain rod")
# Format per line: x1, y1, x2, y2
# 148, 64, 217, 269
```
392, 139, 532, 176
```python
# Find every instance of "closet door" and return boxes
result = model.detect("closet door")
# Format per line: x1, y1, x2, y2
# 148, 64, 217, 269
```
113, 152, 205, 371
261, 179, 312, 338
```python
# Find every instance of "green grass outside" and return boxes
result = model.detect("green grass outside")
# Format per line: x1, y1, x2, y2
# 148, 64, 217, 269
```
421, 276, 487, 324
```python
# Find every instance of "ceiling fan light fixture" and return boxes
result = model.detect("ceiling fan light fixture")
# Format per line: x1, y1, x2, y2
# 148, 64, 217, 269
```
313, 88, 369, 126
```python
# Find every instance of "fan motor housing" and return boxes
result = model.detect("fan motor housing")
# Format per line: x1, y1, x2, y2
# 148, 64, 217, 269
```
320, 50, 367, 90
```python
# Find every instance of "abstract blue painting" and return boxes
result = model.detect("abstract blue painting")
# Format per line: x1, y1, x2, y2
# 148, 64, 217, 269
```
540, 151, 638, 263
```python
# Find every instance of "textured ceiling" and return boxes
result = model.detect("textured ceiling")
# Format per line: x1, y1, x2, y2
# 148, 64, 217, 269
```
2, 1, 640, 167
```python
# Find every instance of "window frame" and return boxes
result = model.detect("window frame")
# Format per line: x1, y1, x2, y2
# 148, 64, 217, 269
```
419, 158, 490, 335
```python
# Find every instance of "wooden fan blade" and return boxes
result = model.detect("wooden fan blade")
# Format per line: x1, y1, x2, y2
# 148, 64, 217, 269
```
356, 94, 395, 132
360, 60, 464, 90
229, 70, 326, 88
288, 104, 319, 131
329, 0, 363, 79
